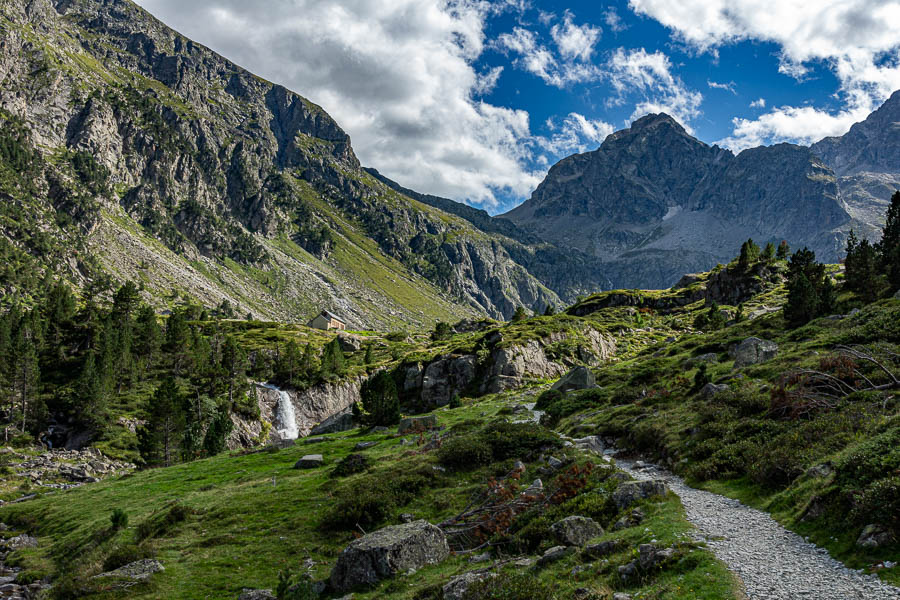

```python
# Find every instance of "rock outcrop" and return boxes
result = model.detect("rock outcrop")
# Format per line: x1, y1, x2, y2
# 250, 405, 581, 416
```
550, 516, 604, 546
329, 520, 449, 592
730, 337, 778, 368
612, 480, 669, 510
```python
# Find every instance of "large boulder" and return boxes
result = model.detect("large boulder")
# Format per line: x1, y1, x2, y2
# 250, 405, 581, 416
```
551, 367, 597, 393
329, 520, 449, 592
398, 415, 437, 434
612, 480, 668, 510
857, 524, 895, 548
550, 515, 604, 546
294, 455, 323, 469
337, 333, 363, 353
420, 355, 476, 407
730, 337, 778, 368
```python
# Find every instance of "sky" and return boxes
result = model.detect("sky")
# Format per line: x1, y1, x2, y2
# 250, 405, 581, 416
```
133, 0, 900, 214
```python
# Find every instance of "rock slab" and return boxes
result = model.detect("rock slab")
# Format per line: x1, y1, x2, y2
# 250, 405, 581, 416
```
329, 520, 449, 592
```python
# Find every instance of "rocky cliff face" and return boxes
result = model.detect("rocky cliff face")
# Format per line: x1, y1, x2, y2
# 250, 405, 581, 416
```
811, 91, 900, 239
0, 0, 557, 323
502, 114, 855, 289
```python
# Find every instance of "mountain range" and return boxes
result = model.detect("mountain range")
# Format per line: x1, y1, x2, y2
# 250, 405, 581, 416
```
1, 0, 898, 325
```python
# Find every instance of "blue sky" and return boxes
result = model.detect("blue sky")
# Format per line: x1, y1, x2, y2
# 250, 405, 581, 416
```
135, 0, 900, 213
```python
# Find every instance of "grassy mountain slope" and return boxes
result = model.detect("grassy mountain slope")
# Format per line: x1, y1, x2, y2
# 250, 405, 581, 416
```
0, 0, 558, 326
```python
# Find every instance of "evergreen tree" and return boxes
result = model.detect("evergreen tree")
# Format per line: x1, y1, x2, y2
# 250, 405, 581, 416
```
133, 305, 161, 373
72, 352, 108, 432
301, 343, 318, 380
10, 321, 39, 433
511, 306, 528, 322
202, 406, 233, 457
776, 240, 790, 260
879, 190, 900, 291
42, 281, 75, 355
165, 309, 193, 375
139, 377, 185, 467
820, 275, 837, 315
221, 335, 248, 407
363, 344, 374, 369
785, 272, 819, 327
543, 304, 556, 316
319, 338, 346, 379
112, 281, 141, 321
762, 242, 776, 263
845, 231, 879, 301
356, 371, 400, 426
276, 340, 304, 387
431, 322, 452, 341
738, 238, 760, 269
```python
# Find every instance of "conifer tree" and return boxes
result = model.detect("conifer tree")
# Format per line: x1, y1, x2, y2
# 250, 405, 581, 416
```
363, 344, 374, 369
301, 343, 318, 380
72, 352, 108, 431
221, 335, 248, 407
784, 248, 828, 326
139, 377, 185, 467
10, 322, 39, 433
762, 242, 776, 262
738, 238, 760, 269
544, 304, 556, 316
880, 190, 900, 291
511, 306, 528, 322
202, 406, 233, 457
277, 340, 304, 386
356, 371, 400, 426
134, 305, 161, 373
776, 240, 790, 260
319, 338, 345, 379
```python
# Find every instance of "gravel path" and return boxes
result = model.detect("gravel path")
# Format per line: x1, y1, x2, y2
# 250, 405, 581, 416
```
616, 458, 900, 600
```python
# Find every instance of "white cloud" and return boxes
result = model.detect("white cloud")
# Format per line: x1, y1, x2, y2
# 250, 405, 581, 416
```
750, 98, 766, 108
496, 12, 603, 88
604, 7, 627, 33
707, 79, 736, 94
550, 10, 602, 62
133, 0, 551, 209
606, 48, 704, 129
539, 112, 615, 155
628, 0, 900, 148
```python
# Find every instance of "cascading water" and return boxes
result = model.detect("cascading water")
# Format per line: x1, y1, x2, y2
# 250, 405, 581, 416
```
262, 383, 299, 440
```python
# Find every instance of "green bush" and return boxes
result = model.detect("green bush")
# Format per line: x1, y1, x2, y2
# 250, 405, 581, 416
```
276, 569, 318, 600
851, 476, 900, 533
331, 453, 371, 478
110, 508, 128, 531
482, 422, 560, 461
834, 427, 900, 488
102, 543, 153, 572
462, 572, 555, 600
437, 435, 493, 470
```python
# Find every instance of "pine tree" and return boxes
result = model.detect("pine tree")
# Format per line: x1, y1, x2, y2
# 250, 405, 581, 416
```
42, 281, 75, 356
301, 343, 318, 380
277, 340, 304, 386
880, 190, 900, 292
221, 335, 248, 408
363, 344, 374, 369
112, 281, 141, 321
10, 322, 39, 433
72, 352, 108, 431
776, 240, 790, 260
319, 338, 346, 379
134, 305, 161, 373
139, 377, 185, 467
785, 273, 819, 327
202, 406, 233, 457
846, 235, 879, 301
511, 306, 528, 322
738, 238, 760, 269
543, 304, 556, 316
784, 247, 829, 327
165, 309, 193, 375
357, 371, 400, 426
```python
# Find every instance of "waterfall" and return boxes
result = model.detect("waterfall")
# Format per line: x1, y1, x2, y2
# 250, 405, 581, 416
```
262, 383, 299, 440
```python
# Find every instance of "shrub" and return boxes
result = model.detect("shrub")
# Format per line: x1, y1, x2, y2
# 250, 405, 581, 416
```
110, 508, 128, 531
851, 477, 900, 534
449, 393, 462, 409
482, 422, 560, 460
277, 569, 318, 600
331, 453, 371, 478
462, 572, 555, 600
437, 435, 493, 470
834, 427, 900, 488
102, 543, 153, 572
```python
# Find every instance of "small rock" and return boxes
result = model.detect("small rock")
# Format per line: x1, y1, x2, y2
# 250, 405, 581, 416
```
238, 590, 276, 600
469, 552, 491, 563
4, 535, 37, 550
538, 545, 574, 566
573, 436, 604, 454
612, 480, 668, 510
400, 513, 415, 523
371, 426, 389, 433
442, 571, 496, 600
354, 442, 378, 450
613, 594, 632, 600
547, 456, 565, 469
583, 540, 619, 559
805, 463, 833, 478
94, 559, 164, 581
304, 437, 326, 445
699, 383, 729, 399
294, 455, 324, 469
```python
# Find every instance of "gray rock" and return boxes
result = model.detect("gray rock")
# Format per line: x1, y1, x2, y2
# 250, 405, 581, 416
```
442, 571, 496, 600
94, 559, 164, 581
337, 333, 363, 353
522, 479, 543, 496
894, 289, 900, 299
309, 410, 355, 435
294, 455, 324, 469
304, 437, 326, 445
613, 508, 645, 531
550, 515, 604, 546
420, 355, 476, 407
573, 436, 604, 454
699, 383, 729, 399
547, 456, 565, 469
329, 520, 449, 592
806, 463, 833, 478
398, 415, 437, 434
583, 540, 620, 559
238, 590, 276, 600
354, 442, 378, 450
468, 552, 491, 563
551, 366, 597, 393
730, 337, 778, 368
537, 545, 574, 566
4, 535, 37, 550
613, 593, 633, 600
612, 480, 668, 510
857, 524, 895, 548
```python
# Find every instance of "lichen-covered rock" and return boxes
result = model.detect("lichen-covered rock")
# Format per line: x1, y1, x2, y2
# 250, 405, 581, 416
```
94, 559, 164, 581
420, 355, 476, 407
329, 520, 449, 592
537, 545, 574, 566
237, 590, 275, 600
730, 337, 778, 368
551, 366, 597, 393
612, 480, 668, 510
442, 571, 496, 600
857, 524, 895, 548
550, 516, 604, 546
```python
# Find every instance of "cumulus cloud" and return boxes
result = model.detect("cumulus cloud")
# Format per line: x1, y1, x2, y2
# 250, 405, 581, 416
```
539, 112, 615, 155
750, 98, 766, 108
628, 0, 900, 148
134, 0, 555, 209
606, 48, 704, 129
496, 11, 603, 88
